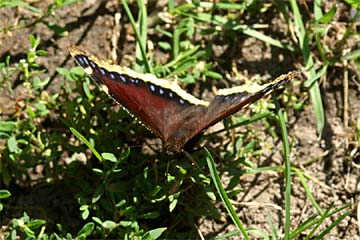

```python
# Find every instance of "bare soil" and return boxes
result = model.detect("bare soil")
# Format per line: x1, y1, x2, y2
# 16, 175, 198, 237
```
1, 1, 359, 239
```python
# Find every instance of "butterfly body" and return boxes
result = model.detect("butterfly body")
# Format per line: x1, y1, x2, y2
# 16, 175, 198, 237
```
69, 46, 299, 151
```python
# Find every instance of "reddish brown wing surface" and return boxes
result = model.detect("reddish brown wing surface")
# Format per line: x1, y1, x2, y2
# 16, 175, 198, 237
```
201, 71, 299, 136
69, 46, 209, 150
69, 46, 299, 151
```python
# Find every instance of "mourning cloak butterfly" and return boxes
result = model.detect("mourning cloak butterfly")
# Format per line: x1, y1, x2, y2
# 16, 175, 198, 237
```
69, 46, 299, 151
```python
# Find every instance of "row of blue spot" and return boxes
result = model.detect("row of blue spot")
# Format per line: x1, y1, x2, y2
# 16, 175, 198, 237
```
74, 54, 190, 106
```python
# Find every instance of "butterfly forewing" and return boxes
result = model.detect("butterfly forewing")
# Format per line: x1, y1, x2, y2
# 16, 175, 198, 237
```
70, 47, 210, 149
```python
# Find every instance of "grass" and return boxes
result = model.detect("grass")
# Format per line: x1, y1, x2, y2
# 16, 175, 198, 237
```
0, 0, 357, 239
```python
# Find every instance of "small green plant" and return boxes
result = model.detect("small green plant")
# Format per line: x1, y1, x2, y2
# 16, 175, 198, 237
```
0, 35, 48, 89
0, 35, 58, 186
0, 0, 80, 37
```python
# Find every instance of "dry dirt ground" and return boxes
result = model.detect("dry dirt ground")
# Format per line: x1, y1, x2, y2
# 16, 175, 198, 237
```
1, 1, 360, 239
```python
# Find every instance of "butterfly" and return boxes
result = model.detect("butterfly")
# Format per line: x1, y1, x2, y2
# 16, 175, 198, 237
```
69, 46, 299, 152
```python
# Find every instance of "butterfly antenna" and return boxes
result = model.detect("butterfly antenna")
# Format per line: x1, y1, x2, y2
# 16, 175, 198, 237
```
183, 150, 205, 173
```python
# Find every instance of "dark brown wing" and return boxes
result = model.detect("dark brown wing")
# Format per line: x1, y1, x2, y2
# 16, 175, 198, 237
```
165, 71, 299, 150
69, 46, 209, 150
69, 46, 298, 151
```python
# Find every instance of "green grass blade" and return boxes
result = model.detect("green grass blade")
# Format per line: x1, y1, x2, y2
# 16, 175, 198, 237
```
341, 49, 360, 60
245, 165, 283, 175
309, 83, 325, 136
136, 0, 149, 71
172, 27, 180, 59
175, 10, 294, 51
215, 228, 271, 240
290, 214, 318, 239
232, 25, 294, 51
305, 203, 333, 240
205, 148, 250, 240
304, 64, 328, 88
121, 0, 152, 74
314, 208, 351, 239
272, 94, 291, 240
206, 112, 272, 137
290, 202, 351, 239
70, 127, 102, 162
198, 2, 247, 11
0, 0, 43, 15
266, 208, 279, 240
292, 167, 323, 215
167, 0, 174, 10
290, 0, 325, 137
